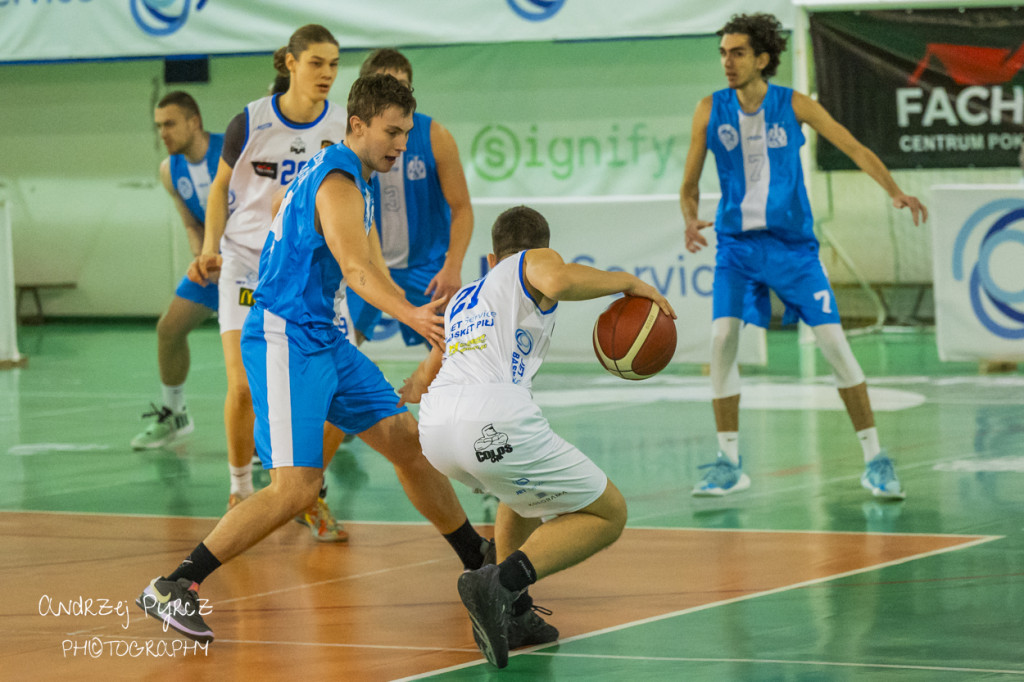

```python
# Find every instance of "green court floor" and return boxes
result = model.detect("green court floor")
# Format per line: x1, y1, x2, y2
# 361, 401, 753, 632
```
3, 322, 1023, 679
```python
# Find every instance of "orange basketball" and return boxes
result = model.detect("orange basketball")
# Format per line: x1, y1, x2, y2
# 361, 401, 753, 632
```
592, 295, 676, 380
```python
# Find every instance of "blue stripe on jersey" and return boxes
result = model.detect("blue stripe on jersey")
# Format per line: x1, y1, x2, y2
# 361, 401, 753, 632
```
516, 251, 557, 315
271, 93, 332, 130
706, 84, 814, 242
168, 133, 224, 223
254, 143, 373, 328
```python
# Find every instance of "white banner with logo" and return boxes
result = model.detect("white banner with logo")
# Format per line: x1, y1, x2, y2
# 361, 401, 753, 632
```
0, 0, 794, 63
932, 184, 1024, 362
360, 194, 768, 366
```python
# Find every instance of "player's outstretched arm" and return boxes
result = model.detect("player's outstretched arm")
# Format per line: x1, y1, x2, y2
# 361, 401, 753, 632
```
793, 92, 928, 225
523, 248, 676, 318
318, 171, 445, 349
681, 96, 715, 253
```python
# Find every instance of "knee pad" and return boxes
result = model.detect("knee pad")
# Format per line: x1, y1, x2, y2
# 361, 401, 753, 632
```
812, 323, 865, 388
710, 317, 742, 398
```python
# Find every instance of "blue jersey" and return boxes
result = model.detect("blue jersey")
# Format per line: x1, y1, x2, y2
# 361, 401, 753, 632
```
706, 84, 813, 242
254, 143, 374, 329
169, 133, 224, 223
374, 112, 451, 269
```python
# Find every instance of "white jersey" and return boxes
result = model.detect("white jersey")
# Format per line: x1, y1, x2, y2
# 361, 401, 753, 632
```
430, 250, 556, 391
221, 95, 347, 261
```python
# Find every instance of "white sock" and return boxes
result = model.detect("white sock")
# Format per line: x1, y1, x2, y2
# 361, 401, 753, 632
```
229, 463, 254, 497
717, 432, 740, 465
162, 383, 186, 414
857, 427, 881, 463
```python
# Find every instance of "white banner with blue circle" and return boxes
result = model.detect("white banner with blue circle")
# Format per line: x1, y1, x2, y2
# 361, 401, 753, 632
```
0, 0, 794, 63
932, 185, 1024, 362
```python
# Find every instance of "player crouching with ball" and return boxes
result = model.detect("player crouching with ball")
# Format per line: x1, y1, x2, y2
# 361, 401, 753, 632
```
399, 205, 676, 668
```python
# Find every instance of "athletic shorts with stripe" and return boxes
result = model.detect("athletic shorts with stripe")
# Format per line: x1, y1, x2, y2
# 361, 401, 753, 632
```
419, 384, 607, 518
241, 305, 406, 469
713, 231, 841, 328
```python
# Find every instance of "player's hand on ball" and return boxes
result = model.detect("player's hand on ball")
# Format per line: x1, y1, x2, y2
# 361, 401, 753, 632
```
628, 280, 676, 319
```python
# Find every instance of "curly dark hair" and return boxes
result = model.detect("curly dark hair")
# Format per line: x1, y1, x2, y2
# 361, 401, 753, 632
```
717, 13, 787, 80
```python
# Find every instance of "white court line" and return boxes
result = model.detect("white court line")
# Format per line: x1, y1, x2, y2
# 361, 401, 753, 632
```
506, 653, 1024, 677
393, 534, 1004, 680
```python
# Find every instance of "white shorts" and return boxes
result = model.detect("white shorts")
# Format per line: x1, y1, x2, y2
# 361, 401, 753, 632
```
419, 384, 607, 518
217, 247, 260, 334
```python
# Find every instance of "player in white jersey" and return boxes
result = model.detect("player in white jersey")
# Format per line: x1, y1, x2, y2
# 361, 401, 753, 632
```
188, 25, 350, 537
131, 92, 223, 450
680, 13, 926, 499
400, 206, 676, 669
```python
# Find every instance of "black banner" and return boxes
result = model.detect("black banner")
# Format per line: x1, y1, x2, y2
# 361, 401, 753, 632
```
810, 9, 1024, 170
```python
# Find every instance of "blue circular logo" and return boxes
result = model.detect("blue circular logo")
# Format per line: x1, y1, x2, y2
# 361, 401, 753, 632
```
506, 0, 566, 21
515, 328, 534, 355
130, 0, 206, 37
952, 198, 1024, 339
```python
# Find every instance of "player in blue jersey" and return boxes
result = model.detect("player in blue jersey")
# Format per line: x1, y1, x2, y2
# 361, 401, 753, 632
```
188, 27, 353, 534
680, 13, 927, 500
136, 74, 491, 644
131, 92, 223, 450
344, 48, 473, 347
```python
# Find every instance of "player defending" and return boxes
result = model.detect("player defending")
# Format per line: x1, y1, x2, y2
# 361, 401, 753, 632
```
345, 48, 473, 347
136, 74, 490, 644
400, 206, 676, 668
131, 92, 223, 450
680, 13, 927, 499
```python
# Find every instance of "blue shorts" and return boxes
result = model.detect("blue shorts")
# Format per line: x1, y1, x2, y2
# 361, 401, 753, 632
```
712, 231, 840, 328
175, 275, 218, 311
241, 305, 406, 469
346, 263, 439, 346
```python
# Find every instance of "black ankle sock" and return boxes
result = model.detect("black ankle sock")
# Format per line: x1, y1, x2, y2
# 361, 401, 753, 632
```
498, 550, 537, 593
167, 542, 222, 585
442, 519, 486, 570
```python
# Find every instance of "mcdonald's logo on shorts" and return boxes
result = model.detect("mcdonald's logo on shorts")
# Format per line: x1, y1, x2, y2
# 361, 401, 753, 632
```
238, 288, 255, 307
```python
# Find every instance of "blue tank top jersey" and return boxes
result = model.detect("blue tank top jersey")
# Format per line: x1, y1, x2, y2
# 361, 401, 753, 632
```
373, 112, 451, 269
254, 143, 374, 329
706, 84, 814, 242
169, 133, 224, 224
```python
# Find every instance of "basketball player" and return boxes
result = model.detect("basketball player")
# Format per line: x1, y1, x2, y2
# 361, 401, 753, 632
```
188, 25, 349, 536
679, 13, 927, 499
131, 92, 223, 451
400, 206, 676, 668
344, 48, 473, 347
137, 73, 490, 644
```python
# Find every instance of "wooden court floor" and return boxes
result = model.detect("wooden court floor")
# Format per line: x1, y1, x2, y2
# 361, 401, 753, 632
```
2, 322, 1024, 680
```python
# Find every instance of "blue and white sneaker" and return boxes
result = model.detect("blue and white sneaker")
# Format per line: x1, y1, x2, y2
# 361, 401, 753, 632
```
692, 453, 751, 497
861, 452, 906, 500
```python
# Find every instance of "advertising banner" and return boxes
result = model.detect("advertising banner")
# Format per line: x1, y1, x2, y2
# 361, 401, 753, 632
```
0, 0, 794, 63
360, 195, 768, 366
810, 9, 1024, 170
931, 184, 1024, 362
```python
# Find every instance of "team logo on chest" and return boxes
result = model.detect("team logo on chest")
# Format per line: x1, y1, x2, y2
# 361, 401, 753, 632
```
176, 177, 195, 200
718, 124, 740, 151
766, 123, 788, 148
406, 155, 427, 181
289, 137, 307, 154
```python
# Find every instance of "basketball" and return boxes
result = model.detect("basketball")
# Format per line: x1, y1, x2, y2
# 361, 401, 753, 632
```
592, 295, 677, 380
